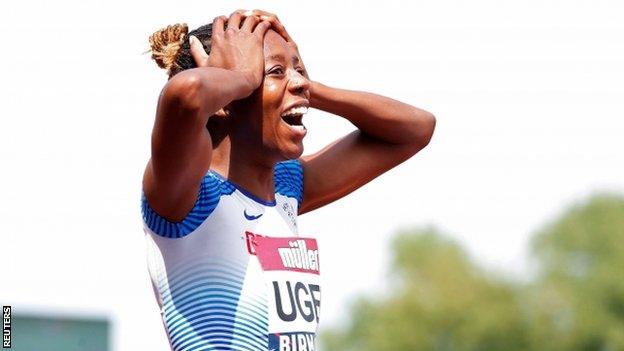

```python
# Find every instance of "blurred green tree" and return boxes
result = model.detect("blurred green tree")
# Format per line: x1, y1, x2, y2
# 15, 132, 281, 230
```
322, 227, 530, 351
321, 194, 624, 351
527, 194, 624, 350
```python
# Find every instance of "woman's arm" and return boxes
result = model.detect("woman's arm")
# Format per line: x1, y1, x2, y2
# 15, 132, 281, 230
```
299, 81, 436, 214
143, 68, 256, 221
143, 14, 270, 222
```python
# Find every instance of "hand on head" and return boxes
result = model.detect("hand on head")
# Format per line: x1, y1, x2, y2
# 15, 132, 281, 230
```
188, 11, 269, 92
235, 9, 297, 46
189, 10, 298, 89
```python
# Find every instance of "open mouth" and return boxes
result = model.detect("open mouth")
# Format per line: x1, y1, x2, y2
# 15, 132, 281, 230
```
281, 106, 308, 130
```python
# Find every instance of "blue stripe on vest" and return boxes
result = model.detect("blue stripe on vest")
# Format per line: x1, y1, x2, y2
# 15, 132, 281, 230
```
141, 173, 233, 238
274, 159, 304, 207
141, 160, 303, 238
162, 262, 268, 351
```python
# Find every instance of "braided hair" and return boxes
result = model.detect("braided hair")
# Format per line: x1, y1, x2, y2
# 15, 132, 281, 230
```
149, 23, 218, 77
148, 22, 231, 143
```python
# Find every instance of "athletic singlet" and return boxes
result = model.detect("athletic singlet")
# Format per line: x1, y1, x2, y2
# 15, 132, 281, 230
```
141, 160, 321, 351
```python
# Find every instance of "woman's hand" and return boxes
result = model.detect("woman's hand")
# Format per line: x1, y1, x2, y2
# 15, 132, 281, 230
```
190, 12, 271, 93
237, 9, 297, 45
240, 10, 306, 74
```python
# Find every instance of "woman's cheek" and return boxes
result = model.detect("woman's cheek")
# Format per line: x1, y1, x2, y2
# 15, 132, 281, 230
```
263, 79, 279, 94
262, 79, 283, 110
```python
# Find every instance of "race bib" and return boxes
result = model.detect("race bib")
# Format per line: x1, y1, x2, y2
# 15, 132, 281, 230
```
249, 233, 321, 351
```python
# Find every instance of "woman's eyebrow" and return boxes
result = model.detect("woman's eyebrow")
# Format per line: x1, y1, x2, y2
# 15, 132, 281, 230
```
267, 54, 286, 62
267, 54, 301, 65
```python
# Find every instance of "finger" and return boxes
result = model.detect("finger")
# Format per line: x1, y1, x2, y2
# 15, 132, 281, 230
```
248, 10, 288, 38
253, 20, 272, 38
189, 35, 209, 66
251, 9, 279, 20
259, 15, 292, 42
237, 9, 255, 17
227, 11, 244, 29
212, 15, 227, 37
241, 15, 260, 32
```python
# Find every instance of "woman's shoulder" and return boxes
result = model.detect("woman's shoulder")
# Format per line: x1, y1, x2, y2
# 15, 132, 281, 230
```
274, 159, 304, 207
141, 171, 232, 238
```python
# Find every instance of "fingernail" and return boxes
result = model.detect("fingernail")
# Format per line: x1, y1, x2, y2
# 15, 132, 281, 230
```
189, 35, 198, 45
244, 10, 253, 16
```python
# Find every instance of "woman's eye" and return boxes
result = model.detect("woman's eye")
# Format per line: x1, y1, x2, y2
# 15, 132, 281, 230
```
267, 67, 284, 75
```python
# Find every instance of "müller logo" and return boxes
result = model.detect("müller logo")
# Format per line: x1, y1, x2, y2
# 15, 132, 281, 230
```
278, 239, 319, 272
246, 232, 320, 274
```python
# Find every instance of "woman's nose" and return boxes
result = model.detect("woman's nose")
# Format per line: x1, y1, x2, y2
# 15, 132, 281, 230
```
288, 71, 310, 95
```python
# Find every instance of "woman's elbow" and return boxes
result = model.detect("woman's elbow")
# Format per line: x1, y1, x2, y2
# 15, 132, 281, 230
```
407, 108, 436, 152
161, 71, 206, 112
420, 110, 437, 146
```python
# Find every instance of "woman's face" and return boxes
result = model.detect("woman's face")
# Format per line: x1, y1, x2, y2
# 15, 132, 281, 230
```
232, 29, 311, 161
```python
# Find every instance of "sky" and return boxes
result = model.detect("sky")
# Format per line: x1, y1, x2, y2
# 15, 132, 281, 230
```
1, 0, 623, 350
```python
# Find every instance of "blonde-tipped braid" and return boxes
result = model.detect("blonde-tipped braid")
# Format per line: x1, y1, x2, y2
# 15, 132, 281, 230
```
149, 23, 189, 75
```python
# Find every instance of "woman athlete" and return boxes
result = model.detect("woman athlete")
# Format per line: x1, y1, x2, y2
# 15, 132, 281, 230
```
142, 9, 435, 351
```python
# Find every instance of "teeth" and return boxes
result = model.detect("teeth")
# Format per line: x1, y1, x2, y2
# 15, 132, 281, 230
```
291, 125, 306, 132
282, 106, 308, 117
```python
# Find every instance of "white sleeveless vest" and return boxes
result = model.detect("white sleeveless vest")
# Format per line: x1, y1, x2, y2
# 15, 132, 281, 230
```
141, 160, 321, 351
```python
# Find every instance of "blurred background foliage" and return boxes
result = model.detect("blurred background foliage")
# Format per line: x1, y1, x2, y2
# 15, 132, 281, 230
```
321, 193, 624, 351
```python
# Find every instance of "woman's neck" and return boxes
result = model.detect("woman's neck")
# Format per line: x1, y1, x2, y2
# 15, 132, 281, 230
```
211, 138, 277, 203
